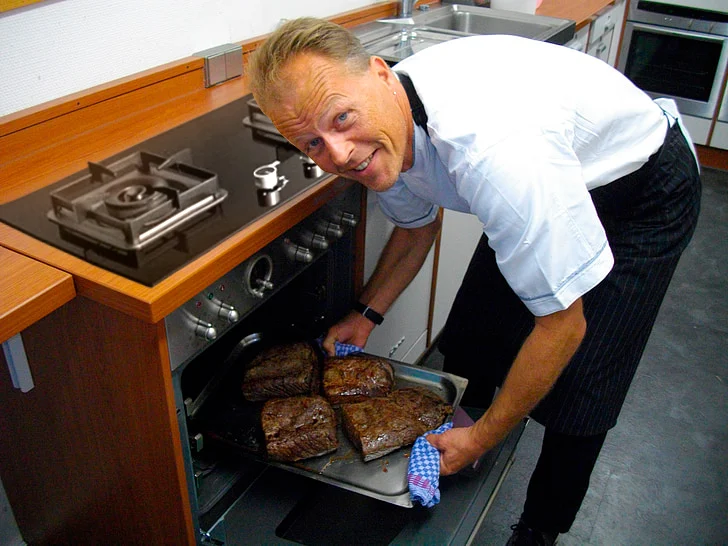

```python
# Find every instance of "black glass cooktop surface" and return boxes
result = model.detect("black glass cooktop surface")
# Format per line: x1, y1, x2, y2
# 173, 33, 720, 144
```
0, 95, 328, 286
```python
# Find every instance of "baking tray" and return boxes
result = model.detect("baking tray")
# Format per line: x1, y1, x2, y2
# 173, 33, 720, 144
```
197, 353, 467, 508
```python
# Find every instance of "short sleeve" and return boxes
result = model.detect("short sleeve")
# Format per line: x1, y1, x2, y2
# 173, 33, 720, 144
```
375, 178, 440, 228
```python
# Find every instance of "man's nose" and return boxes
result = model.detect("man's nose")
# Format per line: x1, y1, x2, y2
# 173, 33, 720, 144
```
326, 134, 354, 169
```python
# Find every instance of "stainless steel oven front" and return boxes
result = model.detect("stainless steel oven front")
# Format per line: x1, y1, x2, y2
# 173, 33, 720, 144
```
618, 1, 728, 120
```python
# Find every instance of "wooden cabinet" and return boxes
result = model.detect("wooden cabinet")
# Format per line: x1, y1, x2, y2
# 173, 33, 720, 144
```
0, 298, 196, 545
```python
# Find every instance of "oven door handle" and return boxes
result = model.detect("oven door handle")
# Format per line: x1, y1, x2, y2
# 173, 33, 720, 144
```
629, 21, 728, 44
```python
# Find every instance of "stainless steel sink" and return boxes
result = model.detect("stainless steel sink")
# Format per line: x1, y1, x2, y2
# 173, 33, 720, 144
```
359, 27, 470, 64
354, 4, 575, 64
415, 4, 572, 42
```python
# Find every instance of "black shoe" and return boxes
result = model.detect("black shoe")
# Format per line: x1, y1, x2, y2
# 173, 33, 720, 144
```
505, 519, 558, 546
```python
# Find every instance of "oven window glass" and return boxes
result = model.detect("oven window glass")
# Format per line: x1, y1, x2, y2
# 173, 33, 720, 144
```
624, 29, 724, 101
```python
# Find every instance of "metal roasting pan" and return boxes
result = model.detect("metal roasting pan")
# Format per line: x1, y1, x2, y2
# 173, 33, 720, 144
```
273, 359, 468, 508
196, 340, 468, 508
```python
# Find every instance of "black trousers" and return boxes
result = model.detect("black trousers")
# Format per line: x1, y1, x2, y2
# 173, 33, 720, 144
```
439, 119, 701, 531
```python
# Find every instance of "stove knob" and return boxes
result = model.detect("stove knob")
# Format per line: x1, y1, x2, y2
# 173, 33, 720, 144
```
285, 240, 314, 263
194, 320, 217, 341
245, 255, 274, 298
300, 230, 329, 251
336, 211, 358, 228
217, 303, 239, 324
251, 278, 274, 298
317, 221, 344, 239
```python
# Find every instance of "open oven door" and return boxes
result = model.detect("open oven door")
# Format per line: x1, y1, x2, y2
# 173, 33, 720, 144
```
179, 329, 526, 545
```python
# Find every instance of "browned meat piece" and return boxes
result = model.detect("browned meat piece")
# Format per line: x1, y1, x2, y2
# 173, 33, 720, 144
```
241, 342, 320, 402
390, 387, 453, 430
261, 395, 338, 462
323, 355, 395, 405
340, 387, 453, 461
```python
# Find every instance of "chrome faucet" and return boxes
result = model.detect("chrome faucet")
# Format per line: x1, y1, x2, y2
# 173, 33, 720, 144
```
400, 0, 417, 18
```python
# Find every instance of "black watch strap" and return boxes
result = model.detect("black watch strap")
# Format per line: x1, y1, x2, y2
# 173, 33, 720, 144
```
354, 302, 384, 325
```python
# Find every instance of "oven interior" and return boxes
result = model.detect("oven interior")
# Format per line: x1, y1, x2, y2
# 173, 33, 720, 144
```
173, 224, 359, 539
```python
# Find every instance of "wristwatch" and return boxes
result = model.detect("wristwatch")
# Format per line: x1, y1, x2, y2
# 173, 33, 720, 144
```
353, 301, 384, 325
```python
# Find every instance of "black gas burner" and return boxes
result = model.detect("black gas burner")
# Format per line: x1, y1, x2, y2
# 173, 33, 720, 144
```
47, 149, 227, 251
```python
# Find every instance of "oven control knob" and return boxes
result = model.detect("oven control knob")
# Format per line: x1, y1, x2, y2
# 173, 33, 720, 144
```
317, 221, 344, 239
217, 303, 239, 324
194, 320, 217, 341
300, 230, 329, 251
335, 211, 358, 228
285, 240, 314, 263
245, 255, 274, 298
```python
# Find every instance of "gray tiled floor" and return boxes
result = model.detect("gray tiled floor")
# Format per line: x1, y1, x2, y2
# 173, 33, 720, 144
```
430, 167, 728, 545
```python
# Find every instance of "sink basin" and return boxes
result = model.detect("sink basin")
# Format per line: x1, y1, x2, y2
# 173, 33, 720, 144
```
415, 4, 572, 43
359, 27, 470, 64
354, 4, 575, 63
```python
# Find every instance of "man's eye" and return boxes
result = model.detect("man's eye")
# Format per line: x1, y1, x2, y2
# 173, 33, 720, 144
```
337, 112, 348, 123
308, 137, 322, 149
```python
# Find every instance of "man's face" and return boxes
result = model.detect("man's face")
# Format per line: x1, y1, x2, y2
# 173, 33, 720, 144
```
260, 53, 412, 192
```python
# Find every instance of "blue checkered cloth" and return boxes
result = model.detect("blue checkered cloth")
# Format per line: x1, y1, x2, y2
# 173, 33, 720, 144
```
407, 421, 453, 508
315, 337, 363, 357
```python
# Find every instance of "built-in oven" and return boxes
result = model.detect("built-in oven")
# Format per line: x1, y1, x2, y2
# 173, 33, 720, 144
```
163, 190, 525, 544
618, 1, 728, 122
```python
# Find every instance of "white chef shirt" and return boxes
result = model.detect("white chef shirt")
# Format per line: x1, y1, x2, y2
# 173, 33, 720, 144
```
377, 35, 670, 316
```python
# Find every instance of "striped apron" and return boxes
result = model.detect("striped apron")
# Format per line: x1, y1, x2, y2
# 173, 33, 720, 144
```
438, 117, 702, 436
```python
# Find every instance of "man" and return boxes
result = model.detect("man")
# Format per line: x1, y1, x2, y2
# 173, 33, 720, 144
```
248, 17, 701, 545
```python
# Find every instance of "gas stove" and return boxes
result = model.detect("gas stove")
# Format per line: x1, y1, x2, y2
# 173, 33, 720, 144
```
0, 95, 326, 286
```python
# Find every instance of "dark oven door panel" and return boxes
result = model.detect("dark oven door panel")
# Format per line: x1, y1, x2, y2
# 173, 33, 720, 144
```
618, 22, 728, 119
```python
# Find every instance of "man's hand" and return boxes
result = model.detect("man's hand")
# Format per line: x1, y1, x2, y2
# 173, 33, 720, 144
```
322, 311, 376, 356
427, 425, 487, 475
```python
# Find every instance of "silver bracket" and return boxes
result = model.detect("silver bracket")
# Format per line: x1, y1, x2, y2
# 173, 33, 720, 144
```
2, 333, 34, 393
193, 44, 244, 88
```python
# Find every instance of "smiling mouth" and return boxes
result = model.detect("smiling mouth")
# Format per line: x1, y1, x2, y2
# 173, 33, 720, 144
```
352, 152, 374, 172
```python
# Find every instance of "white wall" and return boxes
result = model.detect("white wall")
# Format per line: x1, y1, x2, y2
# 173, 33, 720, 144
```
0, 0, 385, 117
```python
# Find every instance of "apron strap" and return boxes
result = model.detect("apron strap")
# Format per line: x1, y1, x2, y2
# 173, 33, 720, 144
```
397, 72, 429, 133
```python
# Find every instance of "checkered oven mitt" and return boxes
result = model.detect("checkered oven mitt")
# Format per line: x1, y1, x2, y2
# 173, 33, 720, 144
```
408, 421, 453, 508
315, 336, 363, 357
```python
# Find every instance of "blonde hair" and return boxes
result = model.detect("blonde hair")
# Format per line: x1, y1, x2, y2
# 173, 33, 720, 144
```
249, 17, 371, 109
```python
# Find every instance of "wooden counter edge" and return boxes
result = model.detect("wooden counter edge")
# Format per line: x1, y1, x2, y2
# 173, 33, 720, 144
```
0, 247, 76, 343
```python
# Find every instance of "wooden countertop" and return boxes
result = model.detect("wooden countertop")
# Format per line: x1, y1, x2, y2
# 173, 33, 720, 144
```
537, 0, 616, 29
0, 246, 76, 342
0, 0, 613, 326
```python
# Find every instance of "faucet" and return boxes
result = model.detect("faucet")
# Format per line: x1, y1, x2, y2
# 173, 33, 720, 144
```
400, 0, 417, 18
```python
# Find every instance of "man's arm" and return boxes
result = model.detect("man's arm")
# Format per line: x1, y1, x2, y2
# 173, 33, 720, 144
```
323, 218, 441, 354
429, 298, 587, 474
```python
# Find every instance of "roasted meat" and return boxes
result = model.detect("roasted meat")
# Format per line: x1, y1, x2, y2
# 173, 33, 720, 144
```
241, 341, 320, 402
323, 354, 395, 405
340, 387, 453, 461
261, 395, 338, 462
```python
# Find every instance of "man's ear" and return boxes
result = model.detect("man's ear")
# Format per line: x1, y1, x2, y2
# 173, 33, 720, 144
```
370, 56, 397, 88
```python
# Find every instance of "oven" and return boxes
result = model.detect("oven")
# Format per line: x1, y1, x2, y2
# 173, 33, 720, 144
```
618, 1, 728, 121
0, 93, 525, 545
162, 193, 524, 545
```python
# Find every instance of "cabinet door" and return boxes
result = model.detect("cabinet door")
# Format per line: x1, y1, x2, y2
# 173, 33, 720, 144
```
363, 190, 433, 361
431, 209, 484, 341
